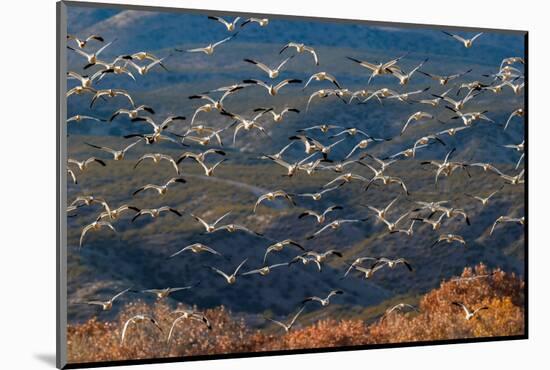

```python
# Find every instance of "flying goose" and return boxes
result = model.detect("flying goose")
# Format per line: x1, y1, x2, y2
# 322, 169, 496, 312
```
503, 140, 524, 152
350, 264, 385, 279
241, 262, 290, 276
452, 302, 488, 320
132, 177, 186, 197
253, 107, 300, 123
241, 17, 269, 27
324, 172, 368, 188
85, 287, 130, 311
189, 157, 227, 177
330, 127, 383, 140
67, 70, 104, 88
206, 259, 248, 284
167, 309, 211, 342
383, 303, 419, 317
377, 212, 411, 233
365, 175, 409, 196
346, 54, 405, 83
436, 126, 471, 137
132, 206, 182, 222
499, 169, 524, 185
212, 223, 263, 236
169, 243, 223, 259
68, 157, 106, 172
299, 205, 343, 224
432, 206, 470, 225
373, 257, 413, 271
296, 184, 343, 201
280, 42, 319, 65
184, 125, 227, 143
121, 315, 162, 345
364, 197, 399, 220
67, 114, 105, 124
389, 220, 416, 237
96, 204, 140, 222
134, 153, 179, 174
290, 255, 322, 271
302, 290, 343, 306
123, 51, 167, 67
345, 138, 387, 159
413, 200, 450, 213
71, 195, 110, 211
306, 219, 366, 239
124, 58, 166, 76
189, 88, 243, 125
244, 56, 293, 79
442, 31, 483, 47
221, 110, 270, 144
418, 69, 472, 85
500, 56, 524, 70
306, 88, 348, 111
67, 34, 104, 48
177, 149, 225, 164
433, 89, 479, 111
141, 285, 196, 300
184, 34, 237, 55
110, 105, 155, 121
254, 190, 295, 212
401, 111, 435, 135
263, 239, 305, 264
85, 140, 140, 161
183, 130, 225, 146
465, 188, 502, 207
191, 211, 232, 233
303, 72, 342, 89
446, 107, 493, 126
431, 234, 466, 248
412, 213, 446, 231
90, 88, 135, 108
413, 87, 453, 107
264, 306, 305, 333
490, 216, 524, 235
132, 115, 186, 135
208, 15, 241, 31
504, 108, 524, 130
297, 124, 342, 134
124, 132, 181, 146
66, 86, 97, 98
343, 256, 379, 277
386, 87, 431, 103
469, 162, 503, 175
67, 169, 77, 184
67, 41, 113, 68
390, 58, 428, 85
243, 78, 302, 96
319, 159, 366, 173
79, 221, 116, 247
260, 142, 295, 160
413, 135, 446, 153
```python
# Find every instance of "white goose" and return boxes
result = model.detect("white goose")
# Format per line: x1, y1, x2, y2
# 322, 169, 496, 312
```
131, 206, 182, 222
141, 285, 195, 300
465, 187, 502, 207
85, 140, 140, 161
431, 234, 466, 248
241, 263, 290, 277
90, 88, 135, 108
243, 78, 302, 96
68, 157, 105, 172
79, 221, 116, 247
263, 239, 305, 264
442, 31, 483, 47
67, 34, 104, 48
132, 177, 186, 197
254, 190, 295, 212
191, 211, 232, 233
208, 15, 241, 31
303, 71, 342, 89
121, 315, 162, 345
490, 216, 524, 235
302, 290, 343, 306
184, 34, 237, 55
504, 108, 524, 130
296, 184, 343, 201
264, 306, 305, 333
109, 105, 154, 121
307, 219, 366, 239
134, 153, 179, 174
298, 205, 343, 224
253, 107, 300, 123
167, 309, 211, 342
452, 302, 488, 320
241, 17, 269, 27
207, 259, 248, 284
67, 114, 105, 124
68, 41, 113, 68
244, 56, 293, 79
85, 287, 130, 311
169, 243, 223, 259
280, 42, 319, 65
346, 54, 405, 83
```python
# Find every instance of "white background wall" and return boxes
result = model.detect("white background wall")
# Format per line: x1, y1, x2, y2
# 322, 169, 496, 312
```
0, 0, 546, 368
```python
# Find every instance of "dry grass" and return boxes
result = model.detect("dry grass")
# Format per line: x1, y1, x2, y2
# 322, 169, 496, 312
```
67, 263, 524, 364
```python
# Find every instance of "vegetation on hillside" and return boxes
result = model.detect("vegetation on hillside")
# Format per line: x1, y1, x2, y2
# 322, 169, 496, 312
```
67, 263, 524, 364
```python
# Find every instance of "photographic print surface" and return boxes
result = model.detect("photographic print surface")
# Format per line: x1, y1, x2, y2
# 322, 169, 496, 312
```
60, 1, 526, 367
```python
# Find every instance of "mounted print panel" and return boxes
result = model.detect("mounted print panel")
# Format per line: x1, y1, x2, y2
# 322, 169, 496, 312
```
57, 1, 527, 368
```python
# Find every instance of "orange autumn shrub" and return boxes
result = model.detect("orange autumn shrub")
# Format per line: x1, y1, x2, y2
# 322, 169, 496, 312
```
67, 264, 525, 364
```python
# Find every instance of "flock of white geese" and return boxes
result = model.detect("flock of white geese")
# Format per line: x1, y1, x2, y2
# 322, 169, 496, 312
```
66, 14, 525, 345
